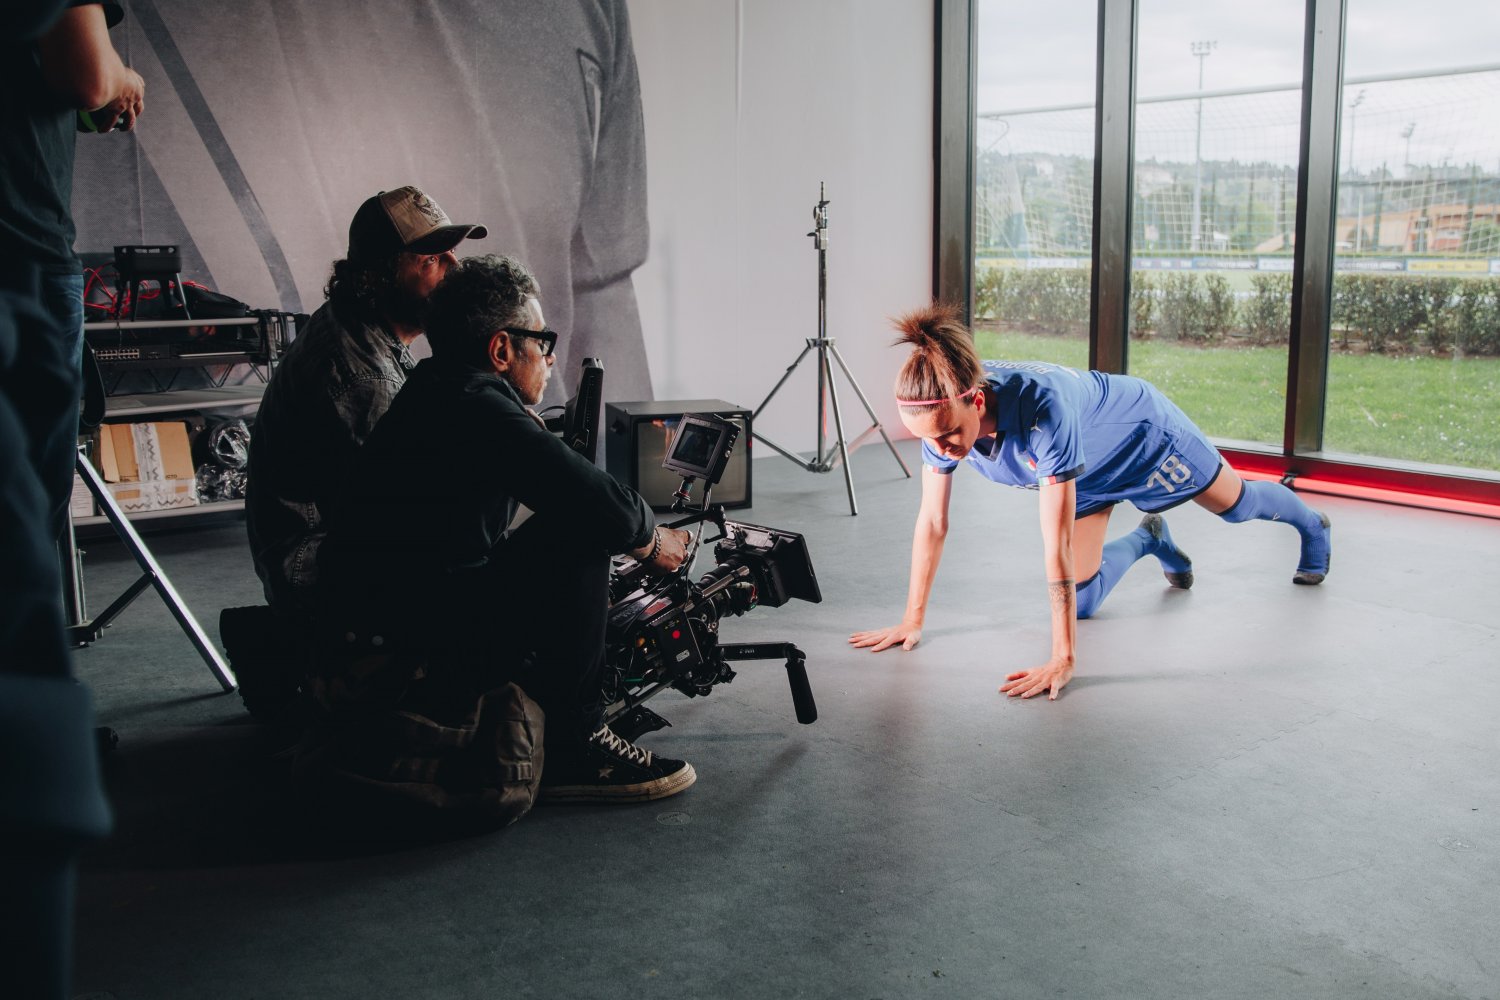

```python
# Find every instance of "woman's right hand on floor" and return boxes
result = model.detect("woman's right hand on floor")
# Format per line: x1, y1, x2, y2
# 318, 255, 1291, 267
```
999, 657, 1075, 700
848, 620, 923, 652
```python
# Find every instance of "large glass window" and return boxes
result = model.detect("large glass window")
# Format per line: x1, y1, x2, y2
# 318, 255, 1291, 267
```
1325, 2, 1500, 474
972, 1, 1097, 370
1127, 0, 1306, 450
961, 0, 1500, 499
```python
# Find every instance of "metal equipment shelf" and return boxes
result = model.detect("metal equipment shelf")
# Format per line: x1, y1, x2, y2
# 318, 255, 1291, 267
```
101, 384, 265, 419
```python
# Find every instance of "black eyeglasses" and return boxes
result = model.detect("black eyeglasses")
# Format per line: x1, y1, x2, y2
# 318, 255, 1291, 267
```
501, 327, 558, 358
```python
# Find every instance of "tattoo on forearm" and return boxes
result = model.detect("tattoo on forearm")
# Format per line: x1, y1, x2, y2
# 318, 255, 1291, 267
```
1048, 579, 1076, 616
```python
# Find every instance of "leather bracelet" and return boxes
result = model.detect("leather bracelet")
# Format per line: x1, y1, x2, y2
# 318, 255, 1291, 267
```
642, 526, 661, 562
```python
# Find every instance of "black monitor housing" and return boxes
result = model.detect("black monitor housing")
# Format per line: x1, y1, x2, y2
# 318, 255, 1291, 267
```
559, 357, 603, 463
662, 413, 739, 487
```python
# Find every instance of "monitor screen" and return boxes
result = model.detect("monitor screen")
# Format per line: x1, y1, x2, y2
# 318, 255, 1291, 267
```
661, 413, 738, 484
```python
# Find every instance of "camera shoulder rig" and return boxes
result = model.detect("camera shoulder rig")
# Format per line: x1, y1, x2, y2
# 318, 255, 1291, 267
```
602, 413, 821, 740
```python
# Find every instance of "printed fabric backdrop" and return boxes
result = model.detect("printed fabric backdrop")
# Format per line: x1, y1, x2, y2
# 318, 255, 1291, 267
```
72, 0, 653, 402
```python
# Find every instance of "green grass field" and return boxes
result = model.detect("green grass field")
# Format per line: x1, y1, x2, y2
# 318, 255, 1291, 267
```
971, 327, 1500, 472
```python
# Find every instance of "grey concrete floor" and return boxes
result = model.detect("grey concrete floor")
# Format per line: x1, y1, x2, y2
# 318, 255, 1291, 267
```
71, 441, 1500, 999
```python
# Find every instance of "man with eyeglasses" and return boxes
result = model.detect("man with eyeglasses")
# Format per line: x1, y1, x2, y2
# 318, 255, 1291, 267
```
247, 186, 487, 621
318, 253, 696, 805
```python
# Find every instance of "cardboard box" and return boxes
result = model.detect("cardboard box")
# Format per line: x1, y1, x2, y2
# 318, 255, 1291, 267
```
69, 472, 95, 519
98, 423, 136, 483
97, 421, 199, 513
106, 479, 197, 513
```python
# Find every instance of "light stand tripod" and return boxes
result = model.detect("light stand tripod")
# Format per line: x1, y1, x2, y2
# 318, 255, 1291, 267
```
752, 182, 909, 515
60, 446, 236, 691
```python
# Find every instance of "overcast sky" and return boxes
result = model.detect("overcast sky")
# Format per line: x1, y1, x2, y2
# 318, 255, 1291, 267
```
977, 0, 1500, 170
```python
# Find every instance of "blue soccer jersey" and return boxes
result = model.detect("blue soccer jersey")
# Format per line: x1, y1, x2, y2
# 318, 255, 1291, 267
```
920, 361, 1223, 516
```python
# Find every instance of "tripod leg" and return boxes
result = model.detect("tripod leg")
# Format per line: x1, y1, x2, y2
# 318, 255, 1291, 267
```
752, 342, 824, 471
59, 509, 86, 629
828, 344, 911, 478
79, 573, 153, 638
821, 349, 858, 515
816, 341, 827, 467
74, 453, 237, 691
752, 343, 814, 421
752, 431, 820, 471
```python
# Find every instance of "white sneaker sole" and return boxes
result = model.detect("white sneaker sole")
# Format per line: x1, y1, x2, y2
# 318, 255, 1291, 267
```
540, 762, 697, 804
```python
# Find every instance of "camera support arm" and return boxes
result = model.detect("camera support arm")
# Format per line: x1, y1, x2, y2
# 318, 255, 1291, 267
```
718, 643, 818, 724
666, 504, 725, 534
604, 638, 817, 737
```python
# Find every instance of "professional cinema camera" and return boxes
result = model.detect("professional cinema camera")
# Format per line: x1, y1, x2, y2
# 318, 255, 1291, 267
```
597, 411, 822, 740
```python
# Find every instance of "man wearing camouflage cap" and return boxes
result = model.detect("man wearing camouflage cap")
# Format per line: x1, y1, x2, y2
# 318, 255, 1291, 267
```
247, 186, 486, 619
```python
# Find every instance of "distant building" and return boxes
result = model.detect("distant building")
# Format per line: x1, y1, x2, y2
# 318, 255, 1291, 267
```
1335, 202, 1498, 253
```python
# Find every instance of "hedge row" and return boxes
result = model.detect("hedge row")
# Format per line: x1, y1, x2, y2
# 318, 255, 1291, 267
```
973, 266, 1500, 356
1332, 275, 1500, 355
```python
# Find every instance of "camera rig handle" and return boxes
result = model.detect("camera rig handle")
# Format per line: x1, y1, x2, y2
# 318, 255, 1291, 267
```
719, 642, 818, 724
603, 637, 817, 734
666, 504, 725, 534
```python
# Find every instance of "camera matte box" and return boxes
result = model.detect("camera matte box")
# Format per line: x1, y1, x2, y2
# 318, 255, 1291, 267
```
605, 399, 752, 510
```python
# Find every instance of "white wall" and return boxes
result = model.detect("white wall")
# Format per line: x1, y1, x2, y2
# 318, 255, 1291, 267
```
629, 0, 933, 455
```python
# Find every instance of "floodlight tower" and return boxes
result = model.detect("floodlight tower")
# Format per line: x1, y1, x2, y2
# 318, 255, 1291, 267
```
1346, 88, 1367, 176
1190, 40, 1216, 251
1348, 89, 1366, 249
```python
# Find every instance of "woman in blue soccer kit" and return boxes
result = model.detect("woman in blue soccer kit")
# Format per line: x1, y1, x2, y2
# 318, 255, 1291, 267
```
849, 303, 1331, 700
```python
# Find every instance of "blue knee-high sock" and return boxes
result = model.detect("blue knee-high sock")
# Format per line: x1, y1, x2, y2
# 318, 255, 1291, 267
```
1145, 515, 1194, 579
1075, 525, 1155, 620
1218, 480, 1330, 576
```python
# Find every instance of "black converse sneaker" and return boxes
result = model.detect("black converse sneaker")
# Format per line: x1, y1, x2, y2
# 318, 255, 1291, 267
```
540, 725, 696, 803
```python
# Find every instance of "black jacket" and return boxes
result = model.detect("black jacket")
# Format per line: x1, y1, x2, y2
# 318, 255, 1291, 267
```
246, 301, 415, 614
321, 355, 653, 630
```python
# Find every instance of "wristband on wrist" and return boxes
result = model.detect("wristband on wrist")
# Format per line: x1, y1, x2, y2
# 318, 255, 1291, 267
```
642, 526, 662, 562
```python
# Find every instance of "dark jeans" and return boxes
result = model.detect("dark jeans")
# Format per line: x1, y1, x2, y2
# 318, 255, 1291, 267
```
0, 278, 110, 1000
34, 270, 85, 538
0, 282, 71, 677
446, 510, 612, 747
0, 269, 85, 540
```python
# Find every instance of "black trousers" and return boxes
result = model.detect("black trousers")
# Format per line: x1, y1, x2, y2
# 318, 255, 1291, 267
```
443, 510, 612, 748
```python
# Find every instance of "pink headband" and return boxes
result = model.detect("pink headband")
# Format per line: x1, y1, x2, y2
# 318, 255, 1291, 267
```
895, 387, 982, 407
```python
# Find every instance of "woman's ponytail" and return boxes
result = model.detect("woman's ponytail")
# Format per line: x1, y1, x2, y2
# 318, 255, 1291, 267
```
892, 303, 983, 412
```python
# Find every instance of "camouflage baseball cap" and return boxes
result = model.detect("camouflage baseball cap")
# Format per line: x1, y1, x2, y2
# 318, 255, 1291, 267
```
347, 186, 488, 264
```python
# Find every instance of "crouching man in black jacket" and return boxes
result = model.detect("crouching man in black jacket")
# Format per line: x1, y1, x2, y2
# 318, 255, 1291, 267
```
320, 254, 695, 804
